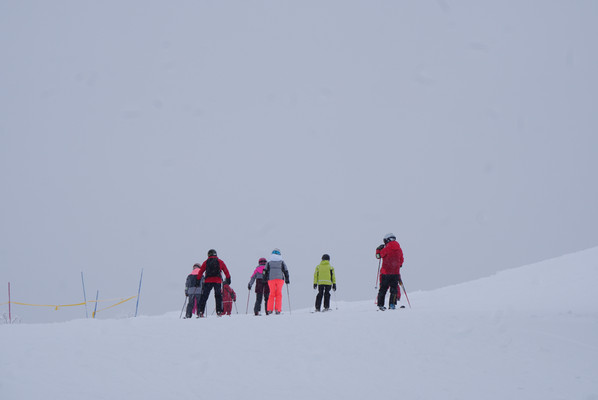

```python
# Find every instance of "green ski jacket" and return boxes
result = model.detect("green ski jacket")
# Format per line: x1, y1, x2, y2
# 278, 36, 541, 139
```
314, 260, 336, 285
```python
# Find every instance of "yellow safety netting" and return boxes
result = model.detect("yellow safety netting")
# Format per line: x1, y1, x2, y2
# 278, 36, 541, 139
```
0, 295, 137, 313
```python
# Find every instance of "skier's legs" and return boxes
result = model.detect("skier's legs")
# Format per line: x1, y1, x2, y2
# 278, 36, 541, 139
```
185, 296, 194, 318
267, 280, 276, 312
323, 285, 332, 309
254, 291, 263, 314
270, 279, 284, 313
315, 285, 325, 310
388, 275, 400, 307
214, 284, 223, 313
198, 284, 213, 314
264, 288, 270, 311
223, 300, 232, 315
377, 274, 391, 307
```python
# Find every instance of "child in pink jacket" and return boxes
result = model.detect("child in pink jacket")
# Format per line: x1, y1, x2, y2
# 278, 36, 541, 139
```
248, 258, 270, 316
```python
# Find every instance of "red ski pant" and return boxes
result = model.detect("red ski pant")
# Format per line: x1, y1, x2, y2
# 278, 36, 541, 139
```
267, 279, 284, 313
223, 300, 233, 315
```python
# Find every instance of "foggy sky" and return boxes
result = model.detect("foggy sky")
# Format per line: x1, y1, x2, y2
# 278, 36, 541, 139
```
1, 1, 597, 323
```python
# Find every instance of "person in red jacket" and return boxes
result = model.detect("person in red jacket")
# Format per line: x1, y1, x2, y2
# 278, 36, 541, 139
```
375, 233, 404, 310
222, 283, 237, 315
197, 249, 231, 317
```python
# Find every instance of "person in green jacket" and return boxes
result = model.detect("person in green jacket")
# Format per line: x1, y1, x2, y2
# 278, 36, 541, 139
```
313, 254, 336, 312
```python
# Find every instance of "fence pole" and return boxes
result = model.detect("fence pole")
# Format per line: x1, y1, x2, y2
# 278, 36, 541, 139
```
92, 290, 99, 318
135, 269, 144, 317
8, 282, 11, 324
81, 272, 89, 319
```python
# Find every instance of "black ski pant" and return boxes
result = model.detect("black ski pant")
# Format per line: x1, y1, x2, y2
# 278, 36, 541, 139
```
315, 284, 332, 311
198, 282, 223, 314
377, 274, 400, 307
254, 291, 270, 315
390, 279, 402, 305
185, 294, 200, 318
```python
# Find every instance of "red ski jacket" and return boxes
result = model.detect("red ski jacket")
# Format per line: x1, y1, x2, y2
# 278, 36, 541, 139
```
222, 284, 236, 303
198, 256, 231, 284
377, 240, 404, 275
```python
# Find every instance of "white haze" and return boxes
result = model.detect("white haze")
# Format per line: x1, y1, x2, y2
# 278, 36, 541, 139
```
1, 2, 598, 323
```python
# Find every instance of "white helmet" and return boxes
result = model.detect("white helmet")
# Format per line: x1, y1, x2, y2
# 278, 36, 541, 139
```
383, 233, 396, 244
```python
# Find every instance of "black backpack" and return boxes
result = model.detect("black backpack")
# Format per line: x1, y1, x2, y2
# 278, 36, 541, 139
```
205, 257, 221, 278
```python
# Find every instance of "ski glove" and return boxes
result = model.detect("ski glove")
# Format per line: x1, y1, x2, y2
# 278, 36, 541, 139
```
225, 277, 231, 285
377, 244, 385, 251
285, 279, 290, 284
248, 284, 252, 290
313, 284, 317, 289
333, 284, 336, 291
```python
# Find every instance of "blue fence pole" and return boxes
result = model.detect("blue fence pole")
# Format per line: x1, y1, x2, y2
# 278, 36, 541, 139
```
92, 290, 99, 318
135, 269, 144, 317
81, 272, 89, 319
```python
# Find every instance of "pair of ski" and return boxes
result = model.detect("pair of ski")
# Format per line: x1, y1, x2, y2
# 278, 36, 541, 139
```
377, 305, 406, 311
310, 309, 333, 314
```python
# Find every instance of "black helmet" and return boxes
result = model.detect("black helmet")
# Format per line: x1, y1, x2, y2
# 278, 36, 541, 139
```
322, 254, 330, 261
207, 249, 217, 257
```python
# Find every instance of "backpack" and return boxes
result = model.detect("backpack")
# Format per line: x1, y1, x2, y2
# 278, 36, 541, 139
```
205, 257, 221, 278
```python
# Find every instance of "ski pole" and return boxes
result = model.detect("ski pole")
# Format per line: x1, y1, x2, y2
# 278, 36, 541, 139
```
246, 289, 250, 315
400, 282, 412, 308
179, 296, 188, 319
374, 259, 382, 304
234, 300, 238, 314
286, 284, 292, 314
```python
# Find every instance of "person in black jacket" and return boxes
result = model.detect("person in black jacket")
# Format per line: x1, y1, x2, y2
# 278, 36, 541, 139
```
185, 263, 204, 318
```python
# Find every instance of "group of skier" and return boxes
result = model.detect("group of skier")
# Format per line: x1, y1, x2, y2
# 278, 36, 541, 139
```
184, 233, 404, 318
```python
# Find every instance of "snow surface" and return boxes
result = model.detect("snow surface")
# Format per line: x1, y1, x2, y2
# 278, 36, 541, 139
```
2, 247, 597, 400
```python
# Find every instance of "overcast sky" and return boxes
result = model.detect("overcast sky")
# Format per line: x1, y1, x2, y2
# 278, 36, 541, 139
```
2, 1, 597, 323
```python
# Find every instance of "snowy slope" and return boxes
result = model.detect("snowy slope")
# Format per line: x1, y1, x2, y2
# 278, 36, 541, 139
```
1, 248, 597, 400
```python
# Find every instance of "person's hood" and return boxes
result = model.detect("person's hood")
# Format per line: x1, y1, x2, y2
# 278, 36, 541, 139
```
191, 267, 200, 275
269, 253, 283, 262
